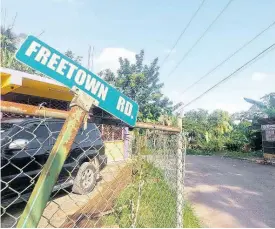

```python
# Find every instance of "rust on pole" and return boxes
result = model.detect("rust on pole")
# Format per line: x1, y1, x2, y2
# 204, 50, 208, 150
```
1, 101, 181, 133
16, 105, 87, 228
16, 88, 95, 228
135, 122, 181, 133
1, 101, 68, 119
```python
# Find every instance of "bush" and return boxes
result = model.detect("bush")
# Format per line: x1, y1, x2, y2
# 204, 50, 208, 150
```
225, 140, 243, 151
197, 138, 226, 152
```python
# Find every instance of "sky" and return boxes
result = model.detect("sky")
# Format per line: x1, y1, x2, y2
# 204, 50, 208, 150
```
2, 0, 275, 114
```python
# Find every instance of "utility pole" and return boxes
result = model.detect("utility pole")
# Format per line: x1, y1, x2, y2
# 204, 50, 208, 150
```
91, 46, 94, 71
87, 45, 91, 70
87, 45, 95, 71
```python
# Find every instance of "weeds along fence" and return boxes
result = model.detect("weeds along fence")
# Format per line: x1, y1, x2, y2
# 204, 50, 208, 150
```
0, 101, 185, 228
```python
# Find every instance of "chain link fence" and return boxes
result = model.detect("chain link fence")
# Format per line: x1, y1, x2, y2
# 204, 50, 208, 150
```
1, 101, 184, 228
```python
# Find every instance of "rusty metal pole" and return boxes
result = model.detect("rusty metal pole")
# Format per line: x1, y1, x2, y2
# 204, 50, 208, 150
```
17, 89, 95, 228
1, 101, 181, 133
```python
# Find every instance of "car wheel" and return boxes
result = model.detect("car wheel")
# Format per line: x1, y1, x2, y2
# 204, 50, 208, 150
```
91, 157, 100, 180
72, 162, 97, 195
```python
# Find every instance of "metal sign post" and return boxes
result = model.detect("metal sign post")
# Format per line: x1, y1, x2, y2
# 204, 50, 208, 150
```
17, 90, 94, 228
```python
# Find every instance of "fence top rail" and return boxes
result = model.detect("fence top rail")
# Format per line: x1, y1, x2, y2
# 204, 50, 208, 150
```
135, 122, 180, 133
1, 101, 181, 133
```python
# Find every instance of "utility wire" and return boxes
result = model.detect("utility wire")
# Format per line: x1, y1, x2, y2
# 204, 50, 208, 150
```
180, 20, 275, 95
160, 0, 206, 68
180, 42, 275, 111
167, 0, 233, 77
37, 30, 45, 37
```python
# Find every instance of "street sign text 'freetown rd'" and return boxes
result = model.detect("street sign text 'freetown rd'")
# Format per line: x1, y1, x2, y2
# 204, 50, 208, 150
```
16, 36, 138, 126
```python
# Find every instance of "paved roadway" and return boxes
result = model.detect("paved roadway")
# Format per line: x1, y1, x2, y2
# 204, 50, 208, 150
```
185, 155, 275, 228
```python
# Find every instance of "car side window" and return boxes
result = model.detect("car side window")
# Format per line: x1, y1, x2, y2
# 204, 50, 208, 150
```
11, 123, 49, 140
33, 124, 50, 139
86, 124, 101, 139
75, 123, 98, 143
12, 123, 35, 140
49, 122, 64, 133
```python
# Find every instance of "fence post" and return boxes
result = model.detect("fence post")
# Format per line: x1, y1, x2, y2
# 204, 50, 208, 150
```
16, 89, 95, 228
176, 118, 183, 228
123, 127, 129, 160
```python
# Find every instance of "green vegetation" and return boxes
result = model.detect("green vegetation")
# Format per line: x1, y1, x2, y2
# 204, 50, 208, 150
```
183, 109, 249, 152
64, 50, 83, 64
183, 95, 275, 157
1, 27, 42, 75
1, 26, 82, 77
99, 50, 182, 122
102, 162, 200, 228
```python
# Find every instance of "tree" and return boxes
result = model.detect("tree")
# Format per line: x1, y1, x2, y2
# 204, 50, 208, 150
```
208, 110, 232, 135
244, 93, 275, 118
98, 69, 116, 85
64, 50, 82, 64
0, 26, 38, 74
99, 50, 176, 121
182, 109, 210, 148
225, 120, 252, 151
1, 26, 18, 53
183, 109, 251, 151
0, 27, 83, 78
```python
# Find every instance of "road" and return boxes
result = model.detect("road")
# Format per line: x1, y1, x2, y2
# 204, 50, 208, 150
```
185, 155, 275, 228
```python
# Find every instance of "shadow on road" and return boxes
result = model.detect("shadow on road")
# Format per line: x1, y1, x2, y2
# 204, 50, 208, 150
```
185, 155, 275, 228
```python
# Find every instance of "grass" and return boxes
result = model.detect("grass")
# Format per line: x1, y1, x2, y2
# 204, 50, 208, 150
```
187, 149, 263, 159
102, 161, 200, 228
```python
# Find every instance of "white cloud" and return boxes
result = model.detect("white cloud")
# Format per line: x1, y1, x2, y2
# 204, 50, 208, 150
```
251, 72, 271, 81
94, 48, 136, 73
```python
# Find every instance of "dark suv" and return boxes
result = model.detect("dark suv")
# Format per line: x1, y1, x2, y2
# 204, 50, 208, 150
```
1, 118, 107, 207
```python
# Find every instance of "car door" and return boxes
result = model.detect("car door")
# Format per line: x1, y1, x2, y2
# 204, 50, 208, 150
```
48, 121, 71, 184
1, 121, 51, 200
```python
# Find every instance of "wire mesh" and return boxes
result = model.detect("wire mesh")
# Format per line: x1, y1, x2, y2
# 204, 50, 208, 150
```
1, 107, 184, 228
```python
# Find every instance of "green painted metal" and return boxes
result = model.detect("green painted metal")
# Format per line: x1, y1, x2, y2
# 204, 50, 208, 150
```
17, 106, 86, 228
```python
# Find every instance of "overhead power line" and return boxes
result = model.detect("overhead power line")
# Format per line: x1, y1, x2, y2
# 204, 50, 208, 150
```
180, 20, 275, 95
160, 0, 206, 68
167, 0, 233, 77
37, 30, 45, 37
180, 42, 275, 111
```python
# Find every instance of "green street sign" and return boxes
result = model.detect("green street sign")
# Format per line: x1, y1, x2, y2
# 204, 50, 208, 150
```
16, 35, 139, 126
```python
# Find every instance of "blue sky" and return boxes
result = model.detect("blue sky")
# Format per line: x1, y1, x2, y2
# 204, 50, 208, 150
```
2, 0, 275, 113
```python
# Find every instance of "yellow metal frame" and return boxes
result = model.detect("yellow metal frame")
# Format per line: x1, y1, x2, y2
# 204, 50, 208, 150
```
1, 67, 73, 101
